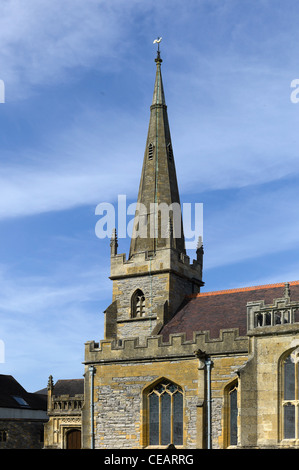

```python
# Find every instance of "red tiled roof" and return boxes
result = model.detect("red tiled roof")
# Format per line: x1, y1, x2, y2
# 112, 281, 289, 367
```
160, 281, 299, 341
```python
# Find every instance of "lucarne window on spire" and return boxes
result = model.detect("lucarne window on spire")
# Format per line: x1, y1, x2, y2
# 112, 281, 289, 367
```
167, 143, 173, 161
148, 143, 154, 160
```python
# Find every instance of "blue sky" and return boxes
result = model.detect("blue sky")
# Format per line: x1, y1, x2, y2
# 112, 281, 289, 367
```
1, 0, 299, 392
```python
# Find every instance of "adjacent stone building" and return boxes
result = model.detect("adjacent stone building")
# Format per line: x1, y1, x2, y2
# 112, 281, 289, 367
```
0, 375, 48, 449
51, 48, 299, 449
44, 376, 84, 449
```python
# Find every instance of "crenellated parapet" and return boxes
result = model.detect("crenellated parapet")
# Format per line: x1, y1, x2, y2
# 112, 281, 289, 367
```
84, 328, 248, 365
110, 245, 203, 283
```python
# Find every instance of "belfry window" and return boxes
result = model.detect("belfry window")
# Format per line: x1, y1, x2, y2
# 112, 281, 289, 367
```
148, 143, 154, 160
282, 347, 299, 440
147, 380, 183, 446
131, 289, 145, 318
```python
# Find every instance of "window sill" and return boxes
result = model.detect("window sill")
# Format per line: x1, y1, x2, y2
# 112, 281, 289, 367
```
117, 316, 157, 323
144, 445, 184, 449
280, 439, 299, 446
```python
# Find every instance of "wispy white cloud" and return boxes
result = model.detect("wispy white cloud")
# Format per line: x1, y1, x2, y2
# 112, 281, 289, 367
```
171, 55, 299, 194
1, 58, 298, 222
1, 1, 298, 222
0, 0, 144, 99
0, 262, 108, 314
1, 0, 299, 392
0, 260, 110, 390
203, 181, 299, 270
0, 107, 145, 219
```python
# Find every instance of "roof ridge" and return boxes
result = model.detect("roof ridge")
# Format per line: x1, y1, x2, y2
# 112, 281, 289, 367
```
55, 378, 83, 382
188, 280, 299, 298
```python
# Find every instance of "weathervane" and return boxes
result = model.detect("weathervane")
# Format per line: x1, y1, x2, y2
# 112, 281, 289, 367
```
153, 37, 162, 51
153, 37, 162, 62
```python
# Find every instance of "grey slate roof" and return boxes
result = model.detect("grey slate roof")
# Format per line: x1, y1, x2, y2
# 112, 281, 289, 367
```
53, 379, 84, 397
160, 281, 299, 341
0, 375, 47, 410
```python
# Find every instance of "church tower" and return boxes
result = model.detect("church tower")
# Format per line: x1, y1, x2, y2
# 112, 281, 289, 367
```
104, 47, 204, 343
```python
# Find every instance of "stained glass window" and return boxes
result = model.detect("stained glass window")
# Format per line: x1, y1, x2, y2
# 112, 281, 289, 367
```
229, 386, 238, 446
284, 403, 295, 439
161, 393, 171, 445
173, 392, 183, 445
149, 393, 159, 445
282, 348, 299, 440
148, 381, 183, 446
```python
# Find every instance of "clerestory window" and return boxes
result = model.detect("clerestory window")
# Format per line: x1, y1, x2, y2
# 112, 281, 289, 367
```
147, 380, 183, 446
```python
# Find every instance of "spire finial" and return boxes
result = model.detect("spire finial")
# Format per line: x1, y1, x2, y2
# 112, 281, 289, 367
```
110, 228, 118, 257
47, 375, 54, 390
153, 37, 162, 63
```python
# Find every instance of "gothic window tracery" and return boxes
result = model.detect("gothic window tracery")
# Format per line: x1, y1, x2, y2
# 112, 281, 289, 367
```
131, 289, 145, 318
147, 380, 183, 446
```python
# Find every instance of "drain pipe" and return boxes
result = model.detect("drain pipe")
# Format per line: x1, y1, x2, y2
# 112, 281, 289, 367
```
205, 357, 213, 449
89, 365, 95, 449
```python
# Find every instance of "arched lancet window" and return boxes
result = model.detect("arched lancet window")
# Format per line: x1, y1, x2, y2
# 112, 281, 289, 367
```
131, 289, 145, 318
224, 379, 238, 447
147, 380, 183, 446
228, 383, 238, 446
282, 347, 299, 440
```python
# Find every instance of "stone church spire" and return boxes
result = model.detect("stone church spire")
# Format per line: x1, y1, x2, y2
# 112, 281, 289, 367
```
106, 45, 203, 342
129, 47, 185, 258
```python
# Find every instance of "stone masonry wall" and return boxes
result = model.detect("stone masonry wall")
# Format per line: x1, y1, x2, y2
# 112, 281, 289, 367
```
113, 273, 168, 320
240, 324, 299, 448
112, 273, 168, 339
117, 319, 158, 342
0, 419, 46, 449
211, 355, 249, 449
112, 271, 203, 339
92, 358, 201, 449
84, 329, 249, 449
94, 375, 156, 448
